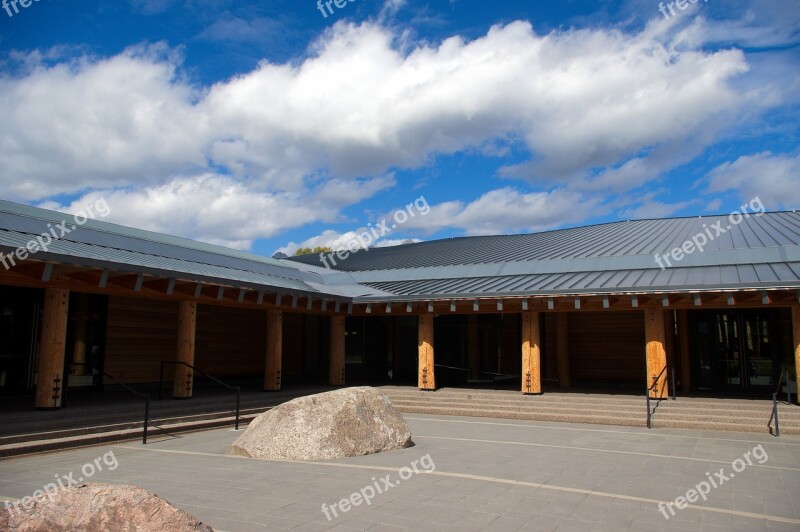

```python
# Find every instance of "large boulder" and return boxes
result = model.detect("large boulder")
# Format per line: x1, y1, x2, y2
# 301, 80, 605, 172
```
228, 386, 412, 460
0, 482, 212, 531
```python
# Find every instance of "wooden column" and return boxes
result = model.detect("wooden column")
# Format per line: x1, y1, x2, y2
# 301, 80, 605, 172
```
329, 315, 345, 386
793, 306, 800, 400
468, 315, 479, 380
172, 301, 197, 399
522, 310, 542, 394
418, 314, 435, 390
677, 310, 692, 393
556, 313, 570, 388
35, 288, 70, 409
265, 309, 282, 391
645, 309, 668, 399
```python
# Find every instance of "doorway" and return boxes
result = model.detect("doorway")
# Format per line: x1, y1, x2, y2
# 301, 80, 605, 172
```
693, 311, 779, 394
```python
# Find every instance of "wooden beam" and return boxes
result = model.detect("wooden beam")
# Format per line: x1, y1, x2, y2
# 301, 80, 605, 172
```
35, 288, 70, 409
265, 310, 282, 391
644, 309, 669, 399
521, 310, 542, 394
677, 310, 691, 393
556, 312, 570, 388
172, 301, 197, 398
329, 315, 345, 386
418, 313, 435, 390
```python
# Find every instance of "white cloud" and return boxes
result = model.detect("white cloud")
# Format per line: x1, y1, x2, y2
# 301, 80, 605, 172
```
0, 43, 207, 199
40, 175, 343, 250
705, 152, 800, 210
1, 14, 791, 246
1, 19, 758, 200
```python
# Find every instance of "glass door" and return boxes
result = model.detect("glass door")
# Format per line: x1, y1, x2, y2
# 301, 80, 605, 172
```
714, 314, 742, 390
703, 312, 777, 394
741, 315, 774, 392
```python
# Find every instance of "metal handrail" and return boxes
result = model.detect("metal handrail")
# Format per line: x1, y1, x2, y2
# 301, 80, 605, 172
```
768, 368, 792, 437
776, 368, 792, 406
102, 371, 150, 444
158, 361, 241, 430
646, 365, 676, 429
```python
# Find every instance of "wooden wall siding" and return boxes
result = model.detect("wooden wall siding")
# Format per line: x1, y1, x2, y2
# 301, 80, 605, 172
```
104, 297, 178, 384
543, 314, 559, 381
569, 311, 645, 384
793, 307, 800, 397
194, 305, 265, 378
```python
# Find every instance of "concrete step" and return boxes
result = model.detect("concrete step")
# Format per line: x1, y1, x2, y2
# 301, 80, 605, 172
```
384, 389, 790, 411
0, 406, 270, 447
388, 397, 800, 420
0, 412, 259, 458
393, 405, 800, 435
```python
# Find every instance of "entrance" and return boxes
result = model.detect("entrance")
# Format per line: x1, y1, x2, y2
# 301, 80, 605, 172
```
693, 311, 779, 393
0, 286, 43, 396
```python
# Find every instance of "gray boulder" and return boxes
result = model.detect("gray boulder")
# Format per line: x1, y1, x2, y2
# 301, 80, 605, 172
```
0, 482, 213, 531
228, 386, 412, 460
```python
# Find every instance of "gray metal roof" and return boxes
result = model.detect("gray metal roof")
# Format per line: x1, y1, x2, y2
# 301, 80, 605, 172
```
2, 199, 798, 302
290, 212, 800, 300
291, 212, 800, 270
0, 200, 391, 299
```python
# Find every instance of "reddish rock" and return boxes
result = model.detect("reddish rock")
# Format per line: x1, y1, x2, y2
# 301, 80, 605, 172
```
1, 482, 213, 531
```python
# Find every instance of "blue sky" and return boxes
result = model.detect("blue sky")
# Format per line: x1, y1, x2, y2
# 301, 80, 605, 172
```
0, 0, 798, 258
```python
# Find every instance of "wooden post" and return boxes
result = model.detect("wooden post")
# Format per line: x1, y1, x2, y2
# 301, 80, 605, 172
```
35, 288, 70, 409
522, 310, 542, 394
468, 315, 479, 380
645, 309, 668, 399
793, 306, 800, 399
556, 313, 570, 388
265, 309, 282, 391
329, 315, 345, 386
418, 314, 435, 390
172, 301, 197, 399
677, 310, 692, 393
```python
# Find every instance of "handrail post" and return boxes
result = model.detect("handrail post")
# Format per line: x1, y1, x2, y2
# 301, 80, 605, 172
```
786, 369, 792, 406
143, 394, 150, 444
646, 392, 651, 429
671, 366, 676, 400
235, 387, 241, 431
773, 393, 780, 437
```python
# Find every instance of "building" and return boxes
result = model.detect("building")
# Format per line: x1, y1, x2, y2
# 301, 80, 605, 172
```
0, 199, 798, 409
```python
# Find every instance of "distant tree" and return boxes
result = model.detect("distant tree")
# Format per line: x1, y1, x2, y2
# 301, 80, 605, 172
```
294, 246, 333, 256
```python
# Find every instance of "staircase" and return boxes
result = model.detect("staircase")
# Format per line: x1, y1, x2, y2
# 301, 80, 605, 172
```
0, 386, 329, 458
380, 386, 800, 435
3, 385, 798, 458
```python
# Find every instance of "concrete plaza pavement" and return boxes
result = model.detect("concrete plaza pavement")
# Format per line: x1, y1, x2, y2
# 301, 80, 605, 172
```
1, 414, 800, 531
